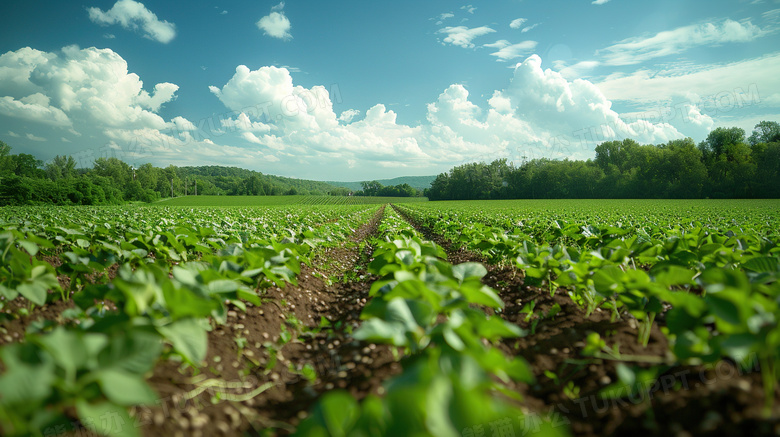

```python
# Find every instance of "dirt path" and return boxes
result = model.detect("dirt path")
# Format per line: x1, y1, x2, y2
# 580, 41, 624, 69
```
390, 204, 779, 437
137, 205, 402, 437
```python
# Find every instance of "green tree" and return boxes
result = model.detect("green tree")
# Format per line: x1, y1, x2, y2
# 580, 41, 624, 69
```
663, 138, 707, 198
595, 139, 638, 173
9, 153, 44, 178
699, 127, 746, 159
748, 121, 780, 146
0, 140, 11, 176
45, 155, 77, 181
359, 180, 382, 196
136, 163, 160, 191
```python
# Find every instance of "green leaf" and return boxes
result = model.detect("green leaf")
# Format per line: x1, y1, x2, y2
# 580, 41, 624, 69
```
18, 240, 39, 256
652, 265, 695, 287
36, 327, 87, 379
16, 282, 47, 306
742, 256, 779, 273
157, 318, 208, 365
720, 333, 760, 363
451, 263, 487, 282
99, 330, 162, 375
98, 369, 158, 406
207, 279, 240, 294
171, 266, 199, 285
76, 400, 139, 437
459, 284, 503, 308
302, 391, 359, 437
0, 359, 54, 405
442, 326, 465, 351
592, 265, 624, 295
162, 285, 217, 319
353, 319, 407, 347
237, 289, 262, 306
705, 294, 742, 326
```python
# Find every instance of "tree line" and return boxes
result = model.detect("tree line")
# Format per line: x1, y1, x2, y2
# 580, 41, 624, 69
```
0, 145, 345, 206
424, 121, 780, 200
355, 180, 423, 197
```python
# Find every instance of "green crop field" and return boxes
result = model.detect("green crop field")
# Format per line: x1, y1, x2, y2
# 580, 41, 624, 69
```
1, 199, 778, 436
156, 195, 429, 206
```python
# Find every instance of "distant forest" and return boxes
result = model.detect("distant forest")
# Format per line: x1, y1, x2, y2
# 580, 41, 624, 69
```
0, 143, 422, 205
425, 121, 780, 200
0, 146, 347, 205
2, 121, 778, 205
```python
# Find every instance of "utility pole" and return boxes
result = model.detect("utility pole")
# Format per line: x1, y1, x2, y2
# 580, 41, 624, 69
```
194, 179, 197, 196
171, 179, 174, 198
185, 178, 187, 196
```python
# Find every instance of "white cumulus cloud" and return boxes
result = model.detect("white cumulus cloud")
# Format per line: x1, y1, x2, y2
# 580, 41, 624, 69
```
207, 56, 687, 178
495, 55, 683, 147
88, 0, 176, 43
257, 3, 292, 40
438, 26, 496, 48
339, 109, 360, 123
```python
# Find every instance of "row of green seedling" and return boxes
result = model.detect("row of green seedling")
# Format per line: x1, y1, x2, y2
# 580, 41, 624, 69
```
296, 206, 566, 436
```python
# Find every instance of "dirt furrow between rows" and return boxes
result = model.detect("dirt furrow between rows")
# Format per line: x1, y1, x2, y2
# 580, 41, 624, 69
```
137, 205, 402, 437
390, 204, 777, 437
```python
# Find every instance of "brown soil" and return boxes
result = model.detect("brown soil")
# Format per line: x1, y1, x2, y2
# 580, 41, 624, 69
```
392, 204, 780, 437
0, 254, 121, 350
0, 297, 75, 346
6, 204, 779, 437
134, 205, 402, 436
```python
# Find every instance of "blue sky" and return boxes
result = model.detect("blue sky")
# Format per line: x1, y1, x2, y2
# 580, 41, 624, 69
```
1, 0, 778, 181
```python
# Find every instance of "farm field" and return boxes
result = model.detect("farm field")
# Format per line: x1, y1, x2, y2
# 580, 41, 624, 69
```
1, 199, 779, 436
156, 195, 429, 207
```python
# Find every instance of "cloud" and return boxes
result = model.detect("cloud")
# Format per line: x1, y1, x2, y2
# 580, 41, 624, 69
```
438, 26, 496, 48
0, 45, 698, 179
206, 57, 686, 179
0, 47, 55, 96
103, 33, 116, 39
435, 12, 454, 25
598, 19, 769, 65
510, 18, 527, 29
491, 55, 683, 148
25, 133, 46, 142
485, 40, 539, 61
0, 46, 187, 159
461, 5, 477, 14
592, 0, 611, 5
595, 52, 780, 139
88, 0, 176, 43
521, 23, 540, 33
0, 46, 291, 169
209, 65, 338, 133
554, 60, 601, 80
257, 3, 292, 40
0, 94, 72, 127
339, 109, 360, 123
7, 131, 19, 137
170, 116, 196, 131
596, 52, 780, 106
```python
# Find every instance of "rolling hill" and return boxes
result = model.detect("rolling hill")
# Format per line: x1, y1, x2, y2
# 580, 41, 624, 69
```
323, 175, 436, 192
